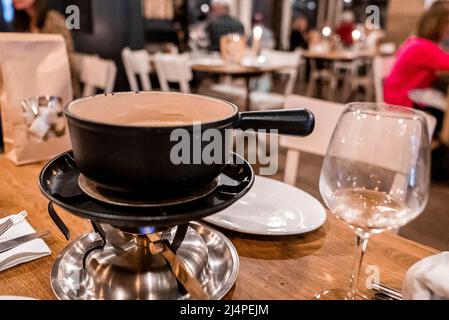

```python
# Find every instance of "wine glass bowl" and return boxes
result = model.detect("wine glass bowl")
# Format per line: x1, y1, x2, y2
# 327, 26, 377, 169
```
317, 103, 431, 300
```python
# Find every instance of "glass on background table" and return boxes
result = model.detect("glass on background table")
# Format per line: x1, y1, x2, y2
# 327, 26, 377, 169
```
316, 103, 431, 300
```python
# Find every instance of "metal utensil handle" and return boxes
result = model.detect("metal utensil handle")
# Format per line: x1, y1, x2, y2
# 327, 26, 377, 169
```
147, 233, 209, 300
372, 282, 403, 300
0, 231, 51, 254
0, 219, 13, 238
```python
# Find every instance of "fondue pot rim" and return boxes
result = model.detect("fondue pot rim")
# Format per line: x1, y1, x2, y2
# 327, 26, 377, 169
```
64, 91, 240, 131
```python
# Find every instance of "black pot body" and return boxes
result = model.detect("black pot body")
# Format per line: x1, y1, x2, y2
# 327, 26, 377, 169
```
66, 116, 237, 196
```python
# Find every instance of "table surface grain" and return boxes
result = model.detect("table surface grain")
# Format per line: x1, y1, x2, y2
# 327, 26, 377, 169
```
0, 152, 438, 300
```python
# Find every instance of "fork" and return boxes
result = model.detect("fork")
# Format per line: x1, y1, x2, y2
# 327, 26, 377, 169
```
0, 211, 28, 238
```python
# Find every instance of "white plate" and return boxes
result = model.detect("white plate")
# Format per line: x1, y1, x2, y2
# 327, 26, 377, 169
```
204, 176, 327, 236
0, 296, 36, 300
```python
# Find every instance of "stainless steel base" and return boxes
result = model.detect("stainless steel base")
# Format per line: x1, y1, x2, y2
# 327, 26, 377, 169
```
51, 222, 239, 300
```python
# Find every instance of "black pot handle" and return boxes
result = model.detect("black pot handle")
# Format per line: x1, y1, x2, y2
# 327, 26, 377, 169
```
236, 109, 315, 136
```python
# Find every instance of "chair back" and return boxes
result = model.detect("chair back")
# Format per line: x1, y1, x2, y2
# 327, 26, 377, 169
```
261, 49, 301, 68
154, 53, 193, 93
80, 56, 117, 96
121, 47, 152, 91
72, 52, 98, 78
261, 49, 301, 96
280, 95, 346, 156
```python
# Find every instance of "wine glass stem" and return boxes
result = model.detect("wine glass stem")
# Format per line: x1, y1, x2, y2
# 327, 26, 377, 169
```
347, 234, 370, 300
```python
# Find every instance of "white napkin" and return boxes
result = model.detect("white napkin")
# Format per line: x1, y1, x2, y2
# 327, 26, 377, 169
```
403, 252, 449, 300
0, 214, 51, 272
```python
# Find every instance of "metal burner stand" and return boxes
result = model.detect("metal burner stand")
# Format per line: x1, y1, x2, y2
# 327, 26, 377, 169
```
49, 218, 239, 300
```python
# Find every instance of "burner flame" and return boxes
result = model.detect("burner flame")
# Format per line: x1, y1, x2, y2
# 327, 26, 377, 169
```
138, 226, 158, 235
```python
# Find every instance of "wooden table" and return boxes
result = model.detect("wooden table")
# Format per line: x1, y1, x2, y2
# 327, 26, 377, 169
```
0, 151, 438, 300
191, 62, 289, 110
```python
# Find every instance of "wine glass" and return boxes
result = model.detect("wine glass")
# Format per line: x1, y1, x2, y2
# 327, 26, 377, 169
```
316, 103, 431, 300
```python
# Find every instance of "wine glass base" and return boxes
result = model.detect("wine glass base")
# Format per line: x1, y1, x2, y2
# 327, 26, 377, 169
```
314, 289, 370, 300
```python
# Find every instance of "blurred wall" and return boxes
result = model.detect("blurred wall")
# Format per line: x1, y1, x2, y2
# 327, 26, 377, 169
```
49, 0, 145, 91
386, 0, 424, 46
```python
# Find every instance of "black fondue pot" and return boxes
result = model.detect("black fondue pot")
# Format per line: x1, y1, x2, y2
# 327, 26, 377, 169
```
64, 92, 314, 197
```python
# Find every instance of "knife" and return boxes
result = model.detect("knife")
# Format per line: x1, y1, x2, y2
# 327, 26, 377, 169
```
0, 231, 51, 254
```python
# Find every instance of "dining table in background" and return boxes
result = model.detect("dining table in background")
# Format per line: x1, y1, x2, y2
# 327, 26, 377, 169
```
0, 145, 438, 300
301, 49, 376, 62
191, 62, 293, 111
301, 49, 378, 101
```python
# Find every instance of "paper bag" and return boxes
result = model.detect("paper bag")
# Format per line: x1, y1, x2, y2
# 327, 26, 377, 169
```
0, 33, 72, 165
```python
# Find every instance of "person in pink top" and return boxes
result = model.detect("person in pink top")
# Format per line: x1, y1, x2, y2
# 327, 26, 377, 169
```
384, 7, 449, 137
385, 6, 449, 181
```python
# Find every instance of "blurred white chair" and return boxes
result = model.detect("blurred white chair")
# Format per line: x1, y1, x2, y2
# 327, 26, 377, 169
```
280, 95, 436, 186
72, 52, 98, 78
79, 56, 117, 97
260, 49, 304, 77
121, 47, 152, 91
373, 55, 396, 103
154, 53, 193, 94
335, 38, 390, 102
340, 57, 376, 102
280, 95, 346, 185
306, 57, 336, 100
250, 49, 302, 110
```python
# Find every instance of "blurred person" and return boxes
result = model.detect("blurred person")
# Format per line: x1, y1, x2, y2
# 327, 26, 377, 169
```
189, 12, 210, 51
429, 0, 449, 10
249, 12, 275, 50
206, 0, 244, 52
430, 0, 449, 50
290, 15, 309, 51
384, 7, 449, 138
335, 10, 355, 46
12, 0, 80, 97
